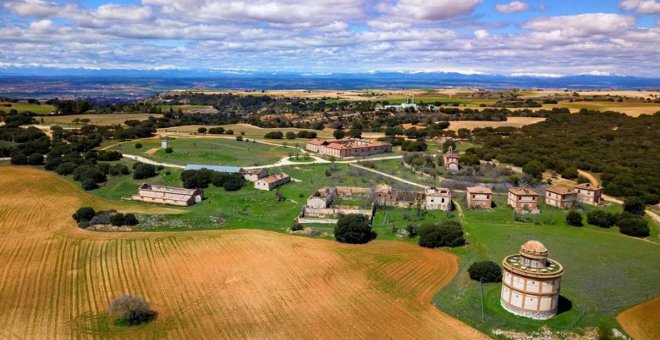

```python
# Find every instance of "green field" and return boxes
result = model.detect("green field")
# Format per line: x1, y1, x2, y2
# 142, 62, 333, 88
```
0, 102, 55, 115
435, 193, 660, 335
111, 137, 293, 166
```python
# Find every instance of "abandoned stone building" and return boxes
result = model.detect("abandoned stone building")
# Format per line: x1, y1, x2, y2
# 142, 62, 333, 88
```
307, 187, 336, 208
443, 147, 460, 172
240, 168, 268, 182
254, 173, 291, 191
305, 139, 392, 158
501, 241, 564, 320
132, 183, 204, 206
508, 188, 539, 212
466, 186, 493, 209
545, 187, 577, 209
425, 187, 452, 211
574, 183, 603, 206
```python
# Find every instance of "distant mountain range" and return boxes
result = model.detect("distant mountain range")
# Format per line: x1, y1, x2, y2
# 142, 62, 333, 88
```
0, 68, 657, 100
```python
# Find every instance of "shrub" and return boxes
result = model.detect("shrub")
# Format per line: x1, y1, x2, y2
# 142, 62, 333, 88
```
110, 213, 126, 226
81, 178, 98, 191
197, 127, 207, 134
468, 261, 502, 282
208, 127, 225, 134
334, 214, 377, 244
285, 131, 296, 139
133, 163, 157, 179
135, 143, 142, 149
164, 147, 173, 154
225, 129, 234, 135
236, 136, 243, 141
264, 131, 284, 139
124, 213, 139, 226
108, 295, 156, 325
56, 162, 78, 175
418, 220, 465, 248
291, 223, 304, 231
10, 151, 27, 165
586, 210, 615, 228
566, 210, 583, 227
97, 150, 122, 161
222, 174, 244, 191
27, 153, 44, 165
73, 207, 96, 222
617, 216, 650, 237
333, 129, 345, 139
623, 196, 645, 216
522, 160, 544, 179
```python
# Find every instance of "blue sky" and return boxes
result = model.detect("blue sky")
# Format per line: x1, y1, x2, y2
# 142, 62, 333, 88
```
0, 0, 658, 76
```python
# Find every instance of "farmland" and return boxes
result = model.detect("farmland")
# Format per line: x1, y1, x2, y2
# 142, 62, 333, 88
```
616, 297, 660, 340
0, 166, 484, 339
44, 113, 163, 126
0, 101, 55, 115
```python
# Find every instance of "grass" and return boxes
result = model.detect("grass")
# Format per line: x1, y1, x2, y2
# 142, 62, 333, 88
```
110, 137, 292, 166
0, 102, 55, 115
43, 113, 163, 126
159, 123, 336, 143
156, 104, 214, 112
435, 193, 660, 336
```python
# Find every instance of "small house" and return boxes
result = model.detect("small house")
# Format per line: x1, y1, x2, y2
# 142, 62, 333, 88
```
425, 187, 452, 211
443, 147, 460, 172
254, 173, 291, 191
240, 168, 268, 182
545, 187, 577, 209
160, 136, 169, 149
466, 186, 493, 209
508, 188, 539, 212
574, 183, 603, 206
307, 187, 336, 208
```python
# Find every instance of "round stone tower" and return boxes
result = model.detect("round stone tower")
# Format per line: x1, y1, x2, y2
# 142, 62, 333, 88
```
500, 240, 564, 319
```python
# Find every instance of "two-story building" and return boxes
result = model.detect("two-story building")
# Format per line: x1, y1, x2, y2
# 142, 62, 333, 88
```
508, 188, 539, 212
425, 187, 452, 211
466, 186, 493, 209
545, 187, 577, 209
574, 183, 603, 206
443, 147, 460, 172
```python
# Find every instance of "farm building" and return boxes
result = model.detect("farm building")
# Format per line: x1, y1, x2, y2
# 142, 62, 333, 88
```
185, 164, 242, 173
545, 187, 577, 209
132, 183, 204, 206
501, 240, 564, 320
254, 173, 291, 191
371, 184, 424, 208
442, 147, 460, 172
508, 188, 539, 212
373, 184, 397, 206
425, 187, 452, 211
574, 183, 603, 206
466, 186, 493, 209
307, 187, 337, 208
305, 139, 392, 158
240, 168, 268, 182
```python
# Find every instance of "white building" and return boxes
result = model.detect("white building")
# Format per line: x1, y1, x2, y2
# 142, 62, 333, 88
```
425, 187, 452, 211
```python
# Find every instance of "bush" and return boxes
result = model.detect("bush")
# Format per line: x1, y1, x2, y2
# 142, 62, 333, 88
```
27, 153, 44, 165
81, 178, 98, 191
109, 213, 126, 226
264, 131, 283, 139
468, 261, 502, 282
617, 216, 650, 237
133, 163, 157, 179
73, 207, 96, 222
10, 151, 27, 165
296, 130, 317, 139
566, 210, 583, 226
135, 143, 142, 149
208, 127, 225, 134
124, 213, 139, 226
225, 129, 234, 135
222, 174, 244, 191
586, 210, 616, 228
418, 220, 465, 248
197, 127, 207, 134
164, 147, 173, 154
236, 136, 243, 141
108, 295, 156, 325
285, 131, 296, 139
623, 196, 645, 216
522, 160, 544, 179
56, 162, 78, 175
97, 150, 122, 161
334, 214, 376, 244
291, 223, 304, 231
333, 129, 345, 139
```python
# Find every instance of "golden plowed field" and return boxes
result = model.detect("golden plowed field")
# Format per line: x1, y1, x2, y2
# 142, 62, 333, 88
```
617, 297, 660, 340
0, 166, 484, 339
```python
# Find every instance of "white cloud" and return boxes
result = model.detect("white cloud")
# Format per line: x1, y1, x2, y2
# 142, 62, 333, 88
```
523, 13, 635, 37
474, 29, 489, 39
620, 0, 660, 14
495, 1, 529, 14
377, 0, 482, 21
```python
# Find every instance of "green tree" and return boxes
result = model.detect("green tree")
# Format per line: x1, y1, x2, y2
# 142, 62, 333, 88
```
334, 214, 376, 244
523, 160, 544, 179
418, 220, 465, 248
623, 196, 645, 216
566, 210, 583, 226
333, 129, 346, 139
108, 295, 155, 325
72, 207, 96, 222
468, 261, 501, 282
586, 210, 615, 228
197, 127, 207, 134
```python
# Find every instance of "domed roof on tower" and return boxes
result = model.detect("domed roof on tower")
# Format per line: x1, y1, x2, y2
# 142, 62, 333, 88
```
520, 240, 548, 259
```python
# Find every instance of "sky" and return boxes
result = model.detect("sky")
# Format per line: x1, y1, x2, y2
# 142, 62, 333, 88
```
0, 0, 659, 76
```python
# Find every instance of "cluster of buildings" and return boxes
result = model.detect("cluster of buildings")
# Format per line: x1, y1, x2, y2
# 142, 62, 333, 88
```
184, 164, 290, 191
305, 139, 392, 158
465, 183, 603, 212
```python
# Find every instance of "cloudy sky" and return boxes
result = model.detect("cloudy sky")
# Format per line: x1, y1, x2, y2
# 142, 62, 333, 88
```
1, 0, 659, 76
